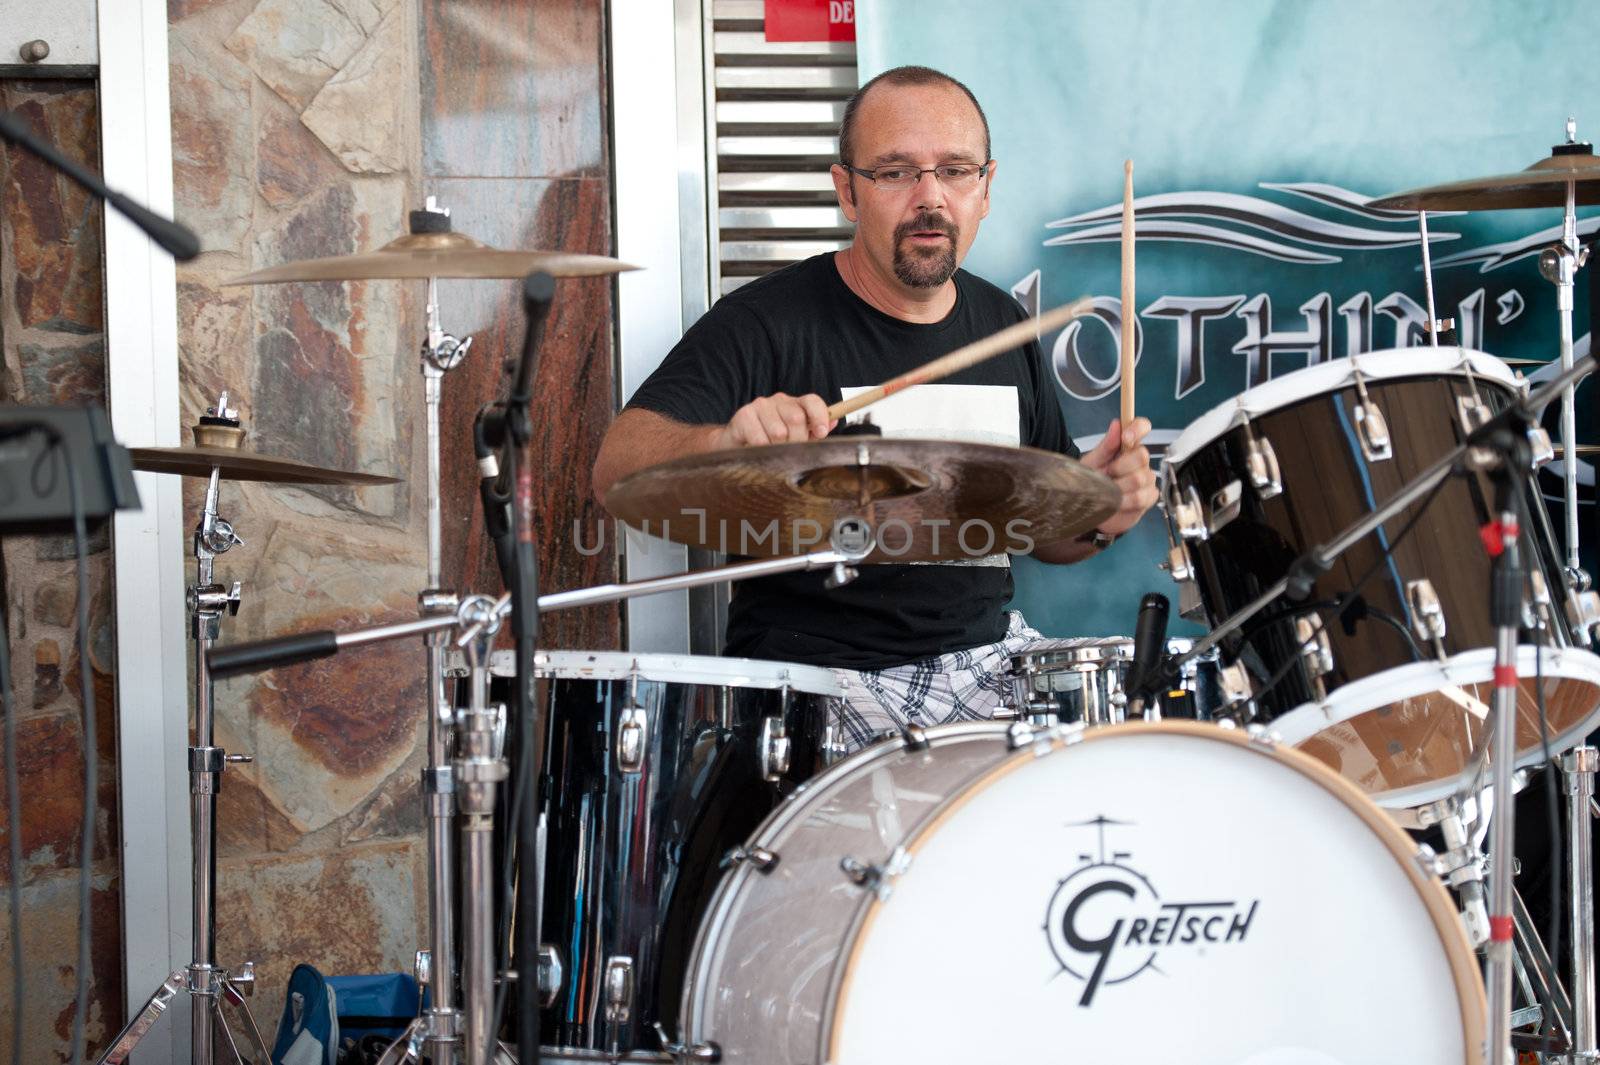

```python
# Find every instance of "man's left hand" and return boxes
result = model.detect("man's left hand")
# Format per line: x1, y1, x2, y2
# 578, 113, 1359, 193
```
1078, 416, 1159, 538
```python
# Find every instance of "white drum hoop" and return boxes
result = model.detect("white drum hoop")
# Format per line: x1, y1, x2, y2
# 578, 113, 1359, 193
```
818, 721, 1486, 1065
532, 649, 844, 696
1272, 645, 1600, 809
1164, 347, 1520, 468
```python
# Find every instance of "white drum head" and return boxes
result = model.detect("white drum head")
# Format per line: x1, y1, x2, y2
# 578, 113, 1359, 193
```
824, 723, 1482, 1065
1272, 645, 1600, 809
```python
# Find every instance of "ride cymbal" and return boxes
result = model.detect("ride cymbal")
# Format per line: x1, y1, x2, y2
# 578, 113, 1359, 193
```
1370, 142, 1600, 212
604, 438, 1119, 563
130, 420, 399, 485
225, 230, 638, 285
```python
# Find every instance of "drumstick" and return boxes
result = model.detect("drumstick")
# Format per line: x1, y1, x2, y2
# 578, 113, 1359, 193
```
1120, 159, 1136, 430
825, 297, 1093, 422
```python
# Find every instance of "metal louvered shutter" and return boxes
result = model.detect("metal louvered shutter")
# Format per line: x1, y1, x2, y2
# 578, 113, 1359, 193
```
708, 0, 858, 297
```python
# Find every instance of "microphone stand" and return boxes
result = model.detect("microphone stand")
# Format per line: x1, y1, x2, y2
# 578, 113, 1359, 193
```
476, 273, 555, 1065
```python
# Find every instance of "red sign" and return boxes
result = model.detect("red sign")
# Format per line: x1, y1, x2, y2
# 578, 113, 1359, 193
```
765, 0, 856, 42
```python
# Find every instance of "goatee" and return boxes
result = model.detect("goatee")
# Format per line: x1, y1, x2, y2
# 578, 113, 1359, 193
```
892, 211, 959, 288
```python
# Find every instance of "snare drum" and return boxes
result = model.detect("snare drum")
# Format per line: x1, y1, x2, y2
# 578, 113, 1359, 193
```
1006, 637, 1222, 724
679, 722, 1484, 1065
457, 651, 843, 1061
1162, 348, 1600, 807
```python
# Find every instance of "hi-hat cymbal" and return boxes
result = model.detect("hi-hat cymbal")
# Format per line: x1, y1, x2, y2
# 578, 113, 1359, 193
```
224, 230, 638, 285
1370, 142, 1600, 212
604, 438, 1119, 563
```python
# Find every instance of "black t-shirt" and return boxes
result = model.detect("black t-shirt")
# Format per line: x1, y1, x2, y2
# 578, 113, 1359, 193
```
624, 253, 1078, 669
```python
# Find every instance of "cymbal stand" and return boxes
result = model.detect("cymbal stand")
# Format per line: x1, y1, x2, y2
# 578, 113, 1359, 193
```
96, 393, 270, 1064
1565, 746, 1598, 1062
454, 597, 507, 1065
392, 198, 476, 1065
1538, 119, 1592, 590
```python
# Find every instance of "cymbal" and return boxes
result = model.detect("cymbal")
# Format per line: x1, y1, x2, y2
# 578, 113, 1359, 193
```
224, 231, 638, 285
1370, 143, 1600, 212
604, 438, 1120, 563
130, 422, 399, 485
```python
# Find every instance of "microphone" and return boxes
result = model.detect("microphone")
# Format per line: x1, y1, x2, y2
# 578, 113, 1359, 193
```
0, 109, 200, 261
474, 406, 516, 589
1125, 592, 1170, 718
509, 271, 557, 406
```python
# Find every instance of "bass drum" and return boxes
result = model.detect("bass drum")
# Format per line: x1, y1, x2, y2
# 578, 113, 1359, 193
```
678, 721, 1022, 1064
683, 722, 1485, 1065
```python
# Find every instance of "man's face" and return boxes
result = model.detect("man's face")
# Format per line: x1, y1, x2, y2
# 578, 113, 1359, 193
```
831, 81, 993, 291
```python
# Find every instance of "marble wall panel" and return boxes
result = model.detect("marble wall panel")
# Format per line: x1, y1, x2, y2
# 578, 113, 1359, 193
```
427, 176, 620, 648
420, 0, 606, 180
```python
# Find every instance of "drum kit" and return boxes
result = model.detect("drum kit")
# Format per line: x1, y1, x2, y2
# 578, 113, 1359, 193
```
90, 128, 1600, 1065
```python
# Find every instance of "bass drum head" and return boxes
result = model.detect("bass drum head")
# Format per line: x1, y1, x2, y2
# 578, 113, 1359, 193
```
1273, 645, 1600, 809
823, 722, 1484, 1065
682, 722, 1021, 1064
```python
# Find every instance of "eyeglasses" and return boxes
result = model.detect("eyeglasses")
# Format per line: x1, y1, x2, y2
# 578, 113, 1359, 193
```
841, 162, 992, 192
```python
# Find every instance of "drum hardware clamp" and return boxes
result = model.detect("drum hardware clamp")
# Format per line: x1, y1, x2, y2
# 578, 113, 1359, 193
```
724, 845, 780, 873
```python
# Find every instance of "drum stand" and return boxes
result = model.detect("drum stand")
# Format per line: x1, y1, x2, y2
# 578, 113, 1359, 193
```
383, 200, 477, 1065
1538, 119, 1592, 591
96, 395, 271, 1064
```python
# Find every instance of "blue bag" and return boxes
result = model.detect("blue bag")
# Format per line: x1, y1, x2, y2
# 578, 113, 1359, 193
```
270, 963, 338, 1065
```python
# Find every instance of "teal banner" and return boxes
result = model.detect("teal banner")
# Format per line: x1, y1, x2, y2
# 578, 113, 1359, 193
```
859, 0, 1599, 637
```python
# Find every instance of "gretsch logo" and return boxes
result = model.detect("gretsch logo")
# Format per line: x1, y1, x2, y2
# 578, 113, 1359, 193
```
1043, 815, 1260, 1006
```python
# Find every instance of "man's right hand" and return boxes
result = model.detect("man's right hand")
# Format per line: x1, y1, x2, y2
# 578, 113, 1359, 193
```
710, 392, 836, 449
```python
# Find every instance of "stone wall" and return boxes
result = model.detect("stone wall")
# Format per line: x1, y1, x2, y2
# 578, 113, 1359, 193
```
168, 0, 619, 1047
0, 78, 125, 1063
169, 0, 432, 1040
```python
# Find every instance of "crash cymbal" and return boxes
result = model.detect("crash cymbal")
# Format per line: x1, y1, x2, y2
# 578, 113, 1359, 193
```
1370, 142, 1600, 212
224, 230, 638, 285
604, 437, 1119, 563
130, 421, 399, 485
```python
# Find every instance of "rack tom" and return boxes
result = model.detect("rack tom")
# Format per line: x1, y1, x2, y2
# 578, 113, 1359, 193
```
1161, 347, 1600, 807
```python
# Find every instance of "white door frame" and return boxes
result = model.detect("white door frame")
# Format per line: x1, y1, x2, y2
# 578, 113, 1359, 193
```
98, 1, 189, 1060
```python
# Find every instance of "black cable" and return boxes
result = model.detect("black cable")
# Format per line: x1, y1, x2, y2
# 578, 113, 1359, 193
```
1, 559, 24, 1065
58, 431, 95, 1065
1250, 476, 1450, 705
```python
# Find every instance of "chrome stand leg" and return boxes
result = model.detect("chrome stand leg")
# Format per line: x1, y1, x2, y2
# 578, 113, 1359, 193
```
94, 970, 187, 1064
375, 1017, 427, 1065
1566, 746, 1598, 1062
456, 601, 508, 1065
219, 977, 271, 1064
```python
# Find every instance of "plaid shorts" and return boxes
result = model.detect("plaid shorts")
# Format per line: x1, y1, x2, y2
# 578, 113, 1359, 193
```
828, 612, 1100, 754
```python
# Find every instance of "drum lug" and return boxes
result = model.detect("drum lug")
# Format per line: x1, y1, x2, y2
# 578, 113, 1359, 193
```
759, 716, 791, 782
898, 722, 931, 750
1567, 588, 1600, 645
1351, 370, 1393, 462
1294, 614, 1335, 685
618, 703, 648, 774
1456, 393, 1492, 435
603, 955, 635, 1025
1413, 842, 1445, 879
1165, 542, 1194, 583
1525, 569, 1554, 632
1243, 723, 1277, 748
1526, 425, 1555, 470
1216, 659, 1254, 717
723, 845, 780, 873
1207, 479, 1243, 534
840, 848, 910, 899
1172, 484, 1208, 541
1406, 579, 1448, 656
537, 944, 563, 1008
652, 1023, 721, 1063
1005, 720, 1039, 750
1244, 432, 1282, 498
